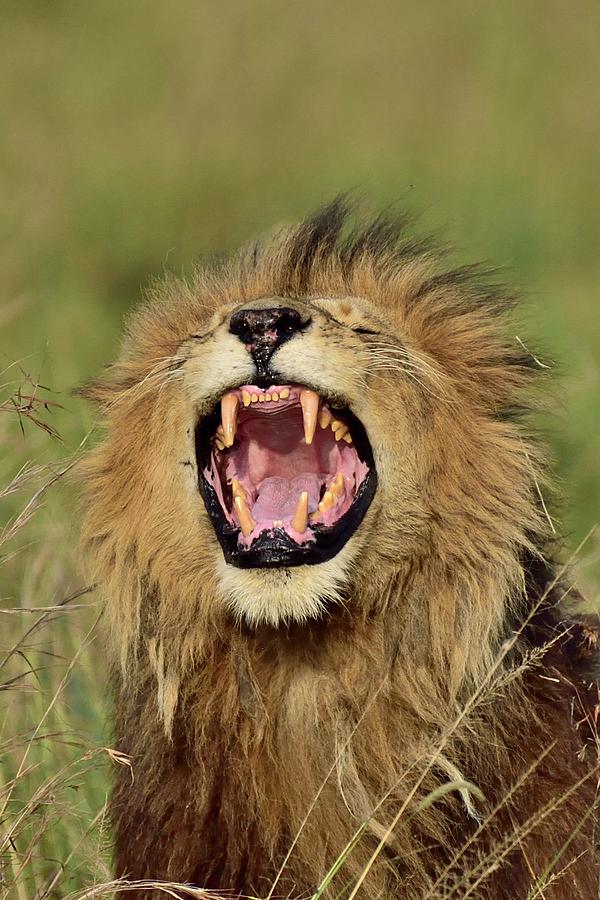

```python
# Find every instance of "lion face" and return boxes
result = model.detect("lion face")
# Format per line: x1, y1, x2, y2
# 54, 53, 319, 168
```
84, 203, 540, 642
183, 293, 426, 625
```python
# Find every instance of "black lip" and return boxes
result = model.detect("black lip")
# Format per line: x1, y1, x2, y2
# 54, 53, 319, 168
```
195, 395, 377, 569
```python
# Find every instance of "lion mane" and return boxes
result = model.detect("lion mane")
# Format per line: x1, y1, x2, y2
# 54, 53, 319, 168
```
82, 200, 599, 898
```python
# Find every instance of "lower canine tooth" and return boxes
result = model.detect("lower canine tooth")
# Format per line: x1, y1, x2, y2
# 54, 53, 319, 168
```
234, 495, 256, 537
300, 389, 320, 445
221, 392, 239, 447
291, 491, 309, 533
231, 478, 246, 501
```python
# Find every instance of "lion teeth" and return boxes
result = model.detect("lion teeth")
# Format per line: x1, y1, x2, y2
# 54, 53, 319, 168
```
234, 495, 256, 536
279, 387, 290, 399
343, 433, 352, 443
318, 490, 335, 512
242, 390, 251, 407
221, 392, 239, 447
251, 393, 259, 403
231, 478, 247, 502
291, 491, 309, 533
300, 388, 320, 445
319, 408, 332, 429
331, 418, 349, 441
331, 472, 344, 497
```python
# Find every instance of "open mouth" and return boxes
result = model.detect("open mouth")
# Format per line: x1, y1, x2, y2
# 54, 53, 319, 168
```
195, 384, 377, 568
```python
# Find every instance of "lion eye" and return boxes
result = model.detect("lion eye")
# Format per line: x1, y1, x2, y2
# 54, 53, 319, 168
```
352, 326, 379, 335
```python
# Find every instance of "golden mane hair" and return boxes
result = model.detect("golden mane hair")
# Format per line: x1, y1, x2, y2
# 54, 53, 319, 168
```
81, 200, 599, 898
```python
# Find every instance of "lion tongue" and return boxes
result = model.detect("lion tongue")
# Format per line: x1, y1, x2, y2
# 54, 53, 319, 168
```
251, 475, 321, 523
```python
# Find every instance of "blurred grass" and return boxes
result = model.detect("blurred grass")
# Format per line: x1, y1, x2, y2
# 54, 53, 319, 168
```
0, 0, 598, 894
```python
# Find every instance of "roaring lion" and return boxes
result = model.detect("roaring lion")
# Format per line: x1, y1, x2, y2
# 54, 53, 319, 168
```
82, 201, 599, 898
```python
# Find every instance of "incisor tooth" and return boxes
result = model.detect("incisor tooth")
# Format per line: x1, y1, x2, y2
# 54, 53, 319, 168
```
279, 387, 290, 399
300, 389, 319, 444
251, 394, 259, 403
318, 490, 335, 512
234, 495, 256, 537
319, 408, 332, 429
259, 394, 265, 402
271, 392, 279, 401
291, 491, 309, 533
221, 392, 239, 447
242, 390, 251, 407
331, 473, 344, 497
265, 393, 272, 401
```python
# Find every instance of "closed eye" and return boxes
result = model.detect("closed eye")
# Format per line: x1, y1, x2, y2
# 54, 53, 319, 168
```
351, 326, 380, 335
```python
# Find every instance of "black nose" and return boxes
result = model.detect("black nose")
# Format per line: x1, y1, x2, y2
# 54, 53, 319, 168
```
229, 302, 310, 377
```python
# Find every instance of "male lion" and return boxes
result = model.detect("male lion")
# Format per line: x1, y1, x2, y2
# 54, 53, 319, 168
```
82, 201, 599, 898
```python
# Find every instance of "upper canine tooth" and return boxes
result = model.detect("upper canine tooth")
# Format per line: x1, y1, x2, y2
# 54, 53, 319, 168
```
242, 390, 251, 407
221, 392, 239, 447
291, 491, 309, 533
234, 495, 256, 537
319, 408, 332, 429
300, 389, 319, 445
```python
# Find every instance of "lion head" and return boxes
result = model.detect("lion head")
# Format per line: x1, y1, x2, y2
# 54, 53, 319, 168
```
83, 200, 542, 667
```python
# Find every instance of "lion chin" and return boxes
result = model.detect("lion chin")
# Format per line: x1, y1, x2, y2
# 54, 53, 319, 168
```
81, 200, 600, 899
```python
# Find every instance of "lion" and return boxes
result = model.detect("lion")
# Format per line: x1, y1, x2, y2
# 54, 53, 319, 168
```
81, 200, 600, 898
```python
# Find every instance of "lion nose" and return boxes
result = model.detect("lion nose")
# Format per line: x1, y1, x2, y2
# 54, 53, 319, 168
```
229, 300, 310, 373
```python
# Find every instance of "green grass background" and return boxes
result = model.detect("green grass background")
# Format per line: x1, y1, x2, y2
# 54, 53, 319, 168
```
1, 1, 599, 895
